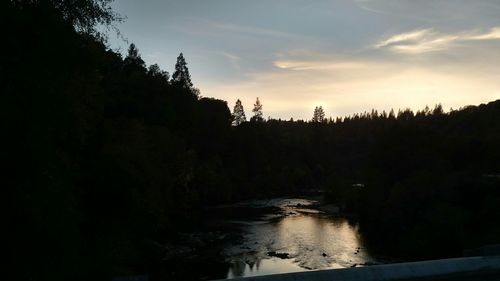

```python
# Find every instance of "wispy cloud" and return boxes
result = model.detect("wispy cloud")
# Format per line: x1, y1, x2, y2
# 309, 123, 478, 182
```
220, 52, 241, 69
204, 45, 500, 119
375, 29, 434, 49
204, 58, 499, 120
376, 27, 500, 54
467, 27, 500, 40
113, 0, 500, 119
208, 22, 301, 39
274, 60, 369, 71
169, 18, 304, 41
354, 0, 387, 15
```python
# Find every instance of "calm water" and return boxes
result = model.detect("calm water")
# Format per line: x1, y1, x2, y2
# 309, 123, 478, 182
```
219, 198, 380, 279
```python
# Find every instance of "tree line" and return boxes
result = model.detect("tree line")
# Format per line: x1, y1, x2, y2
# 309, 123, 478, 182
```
4, 1, 500, 280
231, 97, 264, 126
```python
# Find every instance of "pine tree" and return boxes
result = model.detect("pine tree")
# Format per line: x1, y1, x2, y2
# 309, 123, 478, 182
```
172, 53, 193, 89
148, 64, 169, 81
232, 99, 246, 126
388, 109, 396, 119
312, 107, 318, 122
318, 106, 325, 122
432, 104, 444, 115
312, 106, 325, 122
124, 43, 145, 68
250, 97, 264, 122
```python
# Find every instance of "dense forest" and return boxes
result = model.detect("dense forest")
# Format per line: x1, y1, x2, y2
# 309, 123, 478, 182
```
5, 1, 500, 280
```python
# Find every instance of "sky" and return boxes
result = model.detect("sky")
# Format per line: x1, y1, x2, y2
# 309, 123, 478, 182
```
108, 0, 500, 120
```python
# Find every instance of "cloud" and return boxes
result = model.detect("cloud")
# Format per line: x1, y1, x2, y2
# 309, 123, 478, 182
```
201, 24, 500, 119
203, 65, 499, 119
467, 27, 500, 40
200, 44, 500, 120
273, 60, 370, 71
168, 18, 305, 41
375, 27, 500, 54
219, 52, 241, 69
208, 22, 302, 39
354, 0, 387, 15
375, 29, 433, 48
353, 0, 500, 24
111, 0, 500, 120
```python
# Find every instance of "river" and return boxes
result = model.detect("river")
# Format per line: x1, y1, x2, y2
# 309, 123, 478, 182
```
214, 198, 383, 279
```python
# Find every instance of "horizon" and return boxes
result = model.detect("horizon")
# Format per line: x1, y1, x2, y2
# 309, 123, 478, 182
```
108, 0, 500, 120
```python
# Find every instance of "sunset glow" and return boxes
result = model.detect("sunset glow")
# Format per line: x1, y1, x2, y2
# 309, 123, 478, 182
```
110, 0, 500, 119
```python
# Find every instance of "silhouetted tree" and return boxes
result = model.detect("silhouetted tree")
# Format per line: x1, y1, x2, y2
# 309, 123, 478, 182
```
191, 87, 201, 98
124, 43, 145, 68
397, 108, 414, 120
388, 108, 396, 119
18, 0, 121, 37
232, 99, 246, 126
250, 97, 264, 122
312, 106, 325, 122
148, 63, 169, 81
433, 104, 444, 115
172, 53, 193, 89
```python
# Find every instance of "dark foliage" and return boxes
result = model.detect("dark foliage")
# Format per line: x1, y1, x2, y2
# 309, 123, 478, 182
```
231, 99, 246, 126
172, 53, 194, 90
4, 2, 230, 280
312, 106, 325, 122
250, 97, 264, 122
4, 1, 500, 280
13, 0, 121, 37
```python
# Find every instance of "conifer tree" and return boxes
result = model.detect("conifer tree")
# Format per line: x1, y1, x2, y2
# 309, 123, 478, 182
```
318, 106, 325, 122
312, 106, 325, 122
172, 53, 193, 89
124, 43, 145, 68
250, 97, 264, 122
433, 104, 444, 115
388, 109, 396, 119
148, 64, 169, 81
232, 99, 246, 126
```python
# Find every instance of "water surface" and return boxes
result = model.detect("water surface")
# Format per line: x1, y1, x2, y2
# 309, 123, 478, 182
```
220, 198, 379, 279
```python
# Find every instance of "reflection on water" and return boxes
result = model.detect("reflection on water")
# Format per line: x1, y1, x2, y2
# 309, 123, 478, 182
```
227, 257, 304, 279
222, 198, 378, 279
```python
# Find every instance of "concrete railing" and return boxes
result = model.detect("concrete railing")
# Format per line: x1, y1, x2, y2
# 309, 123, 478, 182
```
215, 255, 500, 281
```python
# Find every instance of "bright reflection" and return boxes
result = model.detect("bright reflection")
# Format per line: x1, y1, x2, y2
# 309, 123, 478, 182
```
227, 257, 304, 279
224, 198, 376, 279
